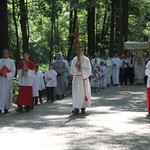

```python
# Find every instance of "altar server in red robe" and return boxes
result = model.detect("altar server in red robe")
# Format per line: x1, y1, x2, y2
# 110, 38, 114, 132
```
16, 51, 35, 112
0, 49, 16, 113
145, 60, 150, 118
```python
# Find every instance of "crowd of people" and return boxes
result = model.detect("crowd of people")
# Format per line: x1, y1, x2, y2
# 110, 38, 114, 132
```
0, 48, 150, 116
89, 51, 148, 91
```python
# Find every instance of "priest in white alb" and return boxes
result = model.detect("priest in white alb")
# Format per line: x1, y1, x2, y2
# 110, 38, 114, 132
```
70, 45, 92, 115
0, 49, 16, 113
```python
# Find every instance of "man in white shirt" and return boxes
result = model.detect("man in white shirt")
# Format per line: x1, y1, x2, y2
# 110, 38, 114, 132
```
120, 54, 128, 85
91, 53, 101, 69
111, 52, 121, 86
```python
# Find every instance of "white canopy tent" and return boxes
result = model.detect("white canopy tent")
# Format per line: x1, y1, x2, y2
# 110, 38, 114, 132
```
124, 41, 149, 50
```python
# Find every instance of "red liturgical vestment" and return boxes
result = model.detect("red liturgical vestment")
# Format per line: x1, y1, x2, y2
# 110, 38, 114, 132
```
16, 60, 35, 106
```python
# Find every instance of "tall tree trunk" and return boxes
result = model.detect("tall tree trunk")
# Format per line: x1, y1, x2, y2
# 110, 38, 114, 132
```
0, 0, 8, 58
26, 1, 29, 46
50, 21, 54, 63
12, 0, 20, 64
115, 0, 123, 55
68, 1, 78, 61
122, 0, 129, 42
100, 10, 107, 56
50, 0, 54, 63
19, 0, 29, 51
87, 0, 95, 57
56, 15, 59, 51
67, 5, 74, 61
110, 0, 115, 56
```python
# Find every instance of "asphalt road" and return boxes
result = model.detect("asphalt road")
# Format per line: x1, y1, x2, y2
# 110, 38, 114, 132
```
0, 84, 150, 150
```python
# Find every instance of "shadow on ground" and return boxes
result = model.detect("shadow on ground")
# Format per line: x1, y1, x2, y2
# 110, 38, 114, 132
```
0, 84, 150, 150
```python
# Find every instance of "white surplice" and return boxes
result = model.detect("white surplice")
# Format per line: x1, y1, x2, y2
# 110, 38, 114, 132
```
17, 69, 36, 97
17, 69, 35, 86
33, 71, 45, 97
44, 69, 57, 87
70, 55, 92, 109
145, 60, 150, 87
0, 58, 16, 110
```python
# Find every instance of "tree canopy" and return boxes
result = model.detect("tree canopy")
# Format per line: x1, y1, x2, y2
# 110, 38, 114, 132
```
0, 0, 149, 63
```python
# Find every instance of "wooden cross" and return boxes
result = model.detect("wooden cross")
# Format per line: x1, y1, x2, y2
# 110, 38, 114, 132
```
70, 26, 85, 60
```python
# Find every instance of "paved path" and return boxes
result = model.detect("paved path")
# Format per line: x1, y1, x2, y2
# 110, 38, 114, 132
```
0, 85, 150, 150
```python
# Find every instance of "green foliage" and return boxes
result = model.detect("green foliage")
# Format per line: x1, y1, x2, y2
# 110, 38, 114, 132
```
13, 78, 19, 102
39, 63, 49, 73
7, 0, 150, 62
129, 0, 150, 41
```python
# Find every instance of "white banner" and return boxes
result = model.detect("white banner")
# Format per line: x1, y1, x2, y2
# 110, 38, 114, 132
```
124, 41, 149, 50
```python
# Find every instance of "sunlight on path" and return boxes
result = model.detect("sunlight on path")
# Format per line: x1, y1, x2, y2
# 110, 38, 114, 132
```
0, 85, 150, 150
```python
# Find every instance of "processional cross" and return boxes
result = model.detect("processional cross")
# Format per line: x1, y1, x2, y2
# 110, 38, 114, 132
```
70, 26, 85, 60
70, 26, 88, 101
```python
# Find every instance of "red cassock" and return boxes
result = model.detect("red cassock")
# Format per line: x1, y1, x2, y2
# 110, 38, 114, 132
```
16, 60, 35, 106
16, 86, 32, 106
146, 88, 150, 113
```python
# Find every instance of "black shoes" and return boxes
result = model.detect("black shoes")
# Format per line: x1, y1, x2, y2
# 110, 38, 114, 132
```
16, 105, 31, 113
72, 108, 86, 115
25, 106, 31, 112
81, 108, 86, 114
34, 99, 38, 105
146, 112, 150, 119
35, 98, 43, 104
0, 109, 9, 114
72, 108, 79, 115
16, 108, 23, 113
4, 109, 9, 113
16, 106, 31, 113
39, 99, 43, 104
30, 105, 34, 110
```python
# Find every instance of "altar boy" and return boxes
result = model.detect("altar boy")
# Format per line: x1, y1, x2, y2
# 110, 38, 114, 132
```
145, 60, 150, 118
33, 64, 45, 105
0, 49, 16, 113
16, 51, 36, 113
44, 64, 57, 102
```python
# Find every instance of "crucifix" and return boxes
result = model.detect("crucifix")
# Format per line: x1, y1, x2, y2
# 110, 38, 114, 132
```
70, 25, 85, 60
70, 25, 88, 101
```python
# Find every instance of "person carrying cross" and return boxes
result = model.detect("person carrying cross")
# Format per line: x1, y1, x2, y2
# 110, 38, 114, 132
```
70, 45, 92, 115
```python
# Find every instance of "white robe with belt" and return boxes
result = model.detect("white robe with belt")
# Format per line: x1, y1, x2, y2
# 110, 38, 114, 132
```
70, 55, 92, 109
0, 58, 16, 110
111, 57, 121, 84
